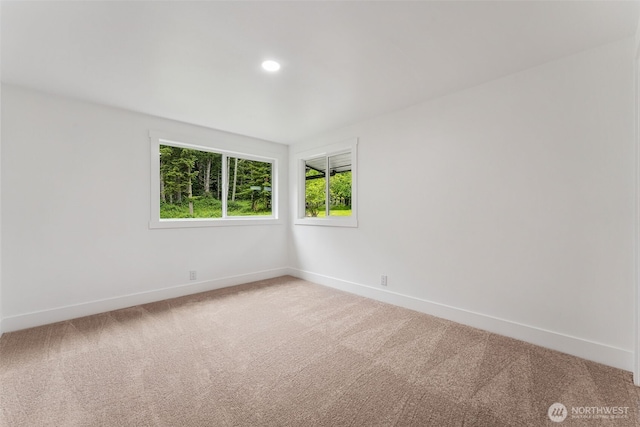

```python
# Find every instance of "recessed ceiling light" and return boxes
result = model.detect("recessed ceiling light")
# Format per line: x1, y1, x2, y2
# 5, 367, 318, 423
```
261, 60, 281, 72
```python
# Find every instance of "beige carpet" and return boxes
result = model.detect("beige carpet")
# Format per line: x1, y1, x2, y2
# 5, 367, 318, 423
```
1, 276, 638, 426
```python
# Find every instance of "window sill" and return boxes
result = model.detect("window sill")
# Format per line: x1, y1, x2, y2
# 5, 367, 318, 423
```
150, 217, 283, 229
294, 217, 358, 228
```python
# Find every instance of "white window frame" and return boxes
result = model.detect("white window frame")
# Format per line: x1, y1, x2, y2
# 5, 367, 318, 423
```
149, 131, 280, 229
294, 138, 358, 228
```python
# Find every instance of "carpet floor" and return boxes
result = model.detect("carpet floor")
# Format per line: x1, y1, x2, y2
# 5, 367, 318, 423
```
1, 276, 638, 426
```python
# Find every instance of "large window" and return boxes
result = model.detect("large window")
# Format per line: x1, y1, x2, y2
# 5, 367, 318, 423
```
295, 139, 357, 227
150, 132, 278, 228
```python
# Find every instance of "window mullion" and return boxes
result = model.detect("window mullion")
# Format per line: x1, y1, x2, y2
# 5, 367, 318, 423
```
222, 153, 228, 218
325, 156, 330, 217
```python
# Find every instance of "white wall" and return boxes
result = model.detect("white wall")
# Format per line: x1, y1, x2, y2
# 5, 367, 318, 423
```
0, 3, 3, 335
634, 14, 640, 386
1, 85, 289, 331
290, 38, 636, 370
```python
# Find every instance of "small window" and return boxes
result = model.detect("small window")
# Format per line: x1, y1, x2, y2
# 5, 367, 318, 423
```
150, 132, 278, 228
295, 139, 357, 227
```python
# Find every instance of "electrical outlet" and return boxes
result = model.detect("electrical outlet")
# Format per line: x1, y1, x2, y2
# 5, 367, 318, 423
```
381, 275, 388, 286
190, 270, 197, 281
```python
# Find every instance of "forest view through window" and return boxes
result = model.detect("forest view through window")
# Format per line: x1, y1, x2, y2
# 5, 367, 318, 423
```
160, 144, 273, 219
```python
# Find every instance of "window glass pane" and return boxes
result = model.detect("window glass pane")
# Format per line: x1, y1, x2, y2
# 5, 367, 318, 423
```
329, 172, 352, 217
160, 144, 223, 218
328, 152, 352, 217
305, 157, 326, 217
226, 157, 273, 217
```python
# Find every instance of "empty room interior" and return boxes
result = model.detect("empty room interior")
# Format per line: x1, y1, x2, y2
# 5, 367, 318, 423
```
3, 1, 640, 425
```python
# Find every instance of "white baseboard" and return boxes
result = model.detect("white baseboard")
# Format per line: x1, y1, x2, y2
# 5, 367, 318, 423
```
289, 268, 634, 372
2, 267, 290, 333
3, 267, 633, 373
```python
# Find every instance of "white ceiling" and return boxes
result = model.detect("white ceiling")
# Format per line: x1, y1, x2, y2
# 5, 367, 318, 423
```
3, 1, 639, 144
